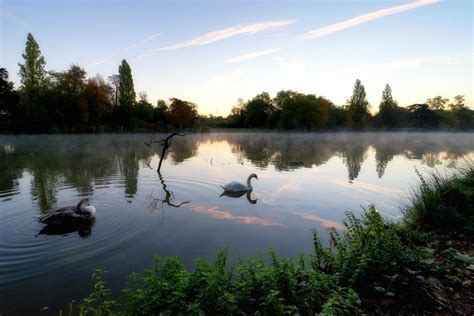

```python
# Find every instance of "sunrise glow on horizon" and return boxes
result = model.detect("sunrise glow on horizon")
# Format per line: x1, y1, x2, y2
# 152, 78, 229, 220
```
1, 0, 472, 115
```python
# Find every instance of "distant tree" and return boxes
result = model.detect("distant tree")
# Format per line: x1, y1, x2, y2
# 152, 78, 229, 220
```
18, 33, 46, 89
107, 74, 120, 107
426, 96, 449, 111
274, 90, 330, 130
378, 84, 398, 128
117, 59, 136, 128
407, 103, 440, 129
18, 33, 47, 123
136, 97, 154, 125
153, 99, 169, 129
449, 95, 465, 111
49, 64, 88, 126
347, 79, 370, 129
0, 68, 19, 122
245, 92, 273, 128
227, 98, 247, 127
118, 59, 136, 108
168, 98, 198, 129
138, 91, 148, 102
83, 75, 113, 125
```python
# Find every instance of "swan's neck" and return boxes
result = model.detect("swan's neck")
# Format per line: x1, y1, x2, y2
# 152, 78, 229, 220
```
246, 176, 253, 189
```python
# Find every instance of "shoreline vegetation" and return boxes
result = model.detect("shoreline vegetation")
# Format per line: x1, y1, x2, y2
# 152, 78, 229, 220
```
64, 164, 474, 315
2, 33, 474, 134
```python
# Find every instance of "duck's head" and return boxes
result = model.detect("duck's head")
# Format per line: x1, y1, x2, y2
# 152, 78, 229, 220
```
77, 198, 96, 217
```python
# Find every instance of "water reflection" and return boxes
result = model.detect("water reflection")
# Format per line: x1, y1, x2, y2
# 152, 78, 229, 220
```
0, 133, 473, 202
37, 218, 95, 238
220, 190, 258, 204
148, 172, 191, 222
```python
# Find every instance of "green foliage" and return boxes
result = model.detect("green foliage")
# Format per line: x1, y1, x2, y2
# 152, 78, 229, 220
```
378, 84, 399, 128
18, 33, 46, 89
404, 164, 474, 235
118, 59, 136, 110
347, 79, 370, 129
0, 68, 19, 121
75, 167, 473, 314
80, 269, 118, 316
167, 98, 198, 130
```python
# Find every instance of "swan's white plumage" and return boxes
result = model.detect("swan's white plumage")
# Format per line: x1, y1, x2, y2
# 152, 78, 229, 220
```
221, 173, 258, 192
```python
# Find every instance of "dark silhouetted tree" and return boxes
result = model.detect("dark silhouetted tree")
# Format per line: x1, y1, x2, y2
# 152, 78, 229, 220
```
245, 92, 272, 128
168, 98, 198, 129
426, 96, 448, 111
0, 68, 19, 122
118, 59, 136, 127
378, 84, 398, 128
347, 79, 370, 129
407, 103, 440, 129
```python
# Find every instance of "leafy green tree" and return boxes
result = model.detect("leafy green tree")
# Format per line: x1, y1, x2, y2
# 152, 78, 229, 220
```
244, 92, 273, 128
49, 64, 88, 126
449, 95, 465, 111
426, 96, 448, 111
118, 59, 136, 108
227, 98, 247, 127
0, 68, 19, 122
407, 104, 440, 129
18, 33, 47, 123
117, 59, 136, 128
84, 75, 113, 126
347, 79, 370, 129
378, 84, 398, 128
168, 98, 198, 129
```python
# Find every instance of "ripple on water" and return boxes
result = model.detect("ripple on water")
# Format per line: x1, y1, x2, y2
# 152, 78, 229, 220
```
0, 181, 151, 290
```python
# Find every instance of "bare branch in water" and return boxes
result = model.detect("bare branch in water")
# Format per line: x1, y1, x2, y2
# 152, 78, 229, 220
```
144, 132, 189, 173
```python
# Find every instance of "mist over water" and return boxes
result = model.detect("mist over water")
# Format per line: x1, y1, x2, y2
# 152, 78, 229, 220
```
1, 132, 473, 315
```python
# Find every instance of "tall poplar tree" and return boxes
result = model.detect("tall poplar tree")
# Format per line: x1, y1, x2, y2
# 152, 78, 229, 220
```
378, 84, 398, 128
117, 59, 136, 128
118, 59, 136, 109
348, 79, 370, 129
18, 33, 46, 122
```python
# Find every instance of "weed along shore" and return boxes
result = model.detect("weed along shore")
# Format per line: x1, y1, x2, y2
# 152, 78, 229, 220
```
67, 164, 474, 315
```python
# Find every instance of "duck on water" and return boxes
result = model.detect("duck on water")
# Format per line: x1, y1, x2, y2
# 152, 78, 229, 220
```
35, 198, 96, 225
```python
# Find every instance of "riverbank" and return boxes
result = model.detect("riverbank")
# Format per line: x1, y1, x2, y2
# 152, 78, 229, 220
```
68, 163, 474, 315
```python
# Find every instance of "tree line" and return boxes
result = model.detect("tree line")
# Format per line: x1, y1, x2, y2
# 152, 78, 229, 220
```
1, 33, 472, 132
222, 81, 473, 130
0, 33, 198, 133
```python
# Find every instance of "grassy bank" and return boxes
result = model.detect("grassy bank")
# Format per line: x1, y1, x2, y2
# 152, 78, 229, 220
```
71, 164, 473, 315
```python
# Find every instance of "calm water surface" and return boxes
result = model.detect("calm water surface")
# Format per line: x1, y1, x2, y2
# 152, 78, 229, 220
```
1, 132, 473, 314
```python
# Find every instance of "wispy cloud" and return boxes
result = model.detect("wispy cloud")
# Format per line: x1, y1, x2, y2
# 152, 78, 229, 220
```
299, 0, 439, 40
87, 58, 110, 67
227, 48, 281, 63
124, 32, 165, 50
138, 20, 294, 59
348, 54, 474, 73
1, 9, 30, 29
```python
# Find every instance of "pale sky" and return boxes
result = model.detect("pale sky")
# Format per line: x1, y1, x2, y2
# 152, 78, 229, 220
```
1, 0, 472, 115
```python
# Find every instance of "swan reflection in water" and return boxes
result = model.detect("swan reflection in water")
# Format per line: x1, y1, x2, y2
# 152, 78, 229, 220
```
37, 217, 96, 238
220, 190, 258, 204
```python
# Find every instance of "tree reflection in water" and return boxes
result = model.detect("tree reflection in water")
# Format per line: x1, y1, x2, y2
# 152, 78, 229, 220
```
148, 172, 190, 222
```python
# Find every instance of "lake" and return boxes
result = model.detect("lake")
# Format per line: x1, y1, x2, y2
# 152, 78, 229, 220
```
0, 132, 473, 314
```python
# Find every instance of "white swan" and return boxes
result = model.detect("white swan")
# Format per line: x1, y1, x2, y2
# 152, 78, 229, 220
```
221, 173, 258, 192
